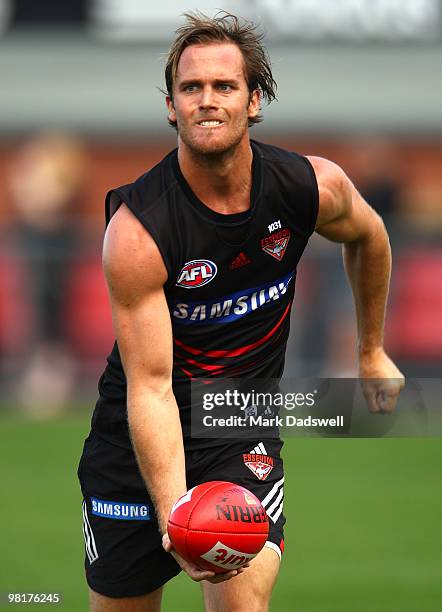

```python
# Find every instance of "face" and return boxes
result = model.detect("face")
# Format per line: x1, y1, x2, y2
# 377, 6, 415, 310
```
166, 43, 260, 156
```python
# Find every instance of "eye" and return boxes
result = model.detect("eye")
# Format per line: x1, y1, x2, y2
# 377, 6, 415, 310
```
184, 84, 199, 93
217, 83, 232, 92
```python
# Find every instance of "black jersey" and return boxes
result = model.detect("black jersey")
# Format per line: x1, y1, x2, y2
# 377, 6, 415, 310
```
91, 140, 319, 449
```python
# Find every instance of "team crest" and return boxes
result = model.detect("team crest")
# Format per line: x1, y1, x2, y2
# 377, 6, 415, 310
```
243, 443, 274, 481
261, 229, 291, 261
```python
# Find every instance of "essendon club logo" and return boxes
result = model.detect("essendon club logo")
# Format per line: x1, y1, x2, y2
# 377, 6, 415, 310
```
176, 259, 217, 289
243, 453, 274, 481
261, 228, 291, 261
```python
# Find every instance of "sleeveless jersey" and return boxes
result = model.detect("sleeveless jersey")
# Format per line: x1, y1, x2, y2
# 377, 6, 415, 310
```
91, 140, 319, 449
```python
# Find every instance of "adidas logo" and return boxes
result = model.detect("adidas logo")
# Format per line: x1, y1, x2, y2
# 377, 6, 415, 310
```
250, 442, 268, 456
229, 252, 251, 270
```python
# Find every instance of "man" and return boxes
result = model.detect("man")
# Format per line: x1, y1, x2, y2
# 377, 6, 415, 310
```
78, 11, 404, 612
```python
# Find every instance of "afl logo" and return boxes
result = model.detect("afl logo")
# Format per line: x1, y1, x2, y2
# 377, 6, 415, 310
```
176, 259, 218, 289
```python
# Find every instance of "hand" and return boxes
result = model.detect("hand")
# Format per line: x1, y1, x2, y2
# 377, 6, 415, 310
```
162, 534, 248, 584
359, 348, 405, 414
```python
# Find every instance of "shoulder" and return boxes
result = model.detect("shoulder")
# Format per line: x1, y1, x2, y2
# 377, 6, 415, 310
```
252, 139, 306, 167
306, 156, 352, 227
254, 140, 318, 196
107, 148, 178, 219
306, 156, 350, 199
103, 203, 167, 303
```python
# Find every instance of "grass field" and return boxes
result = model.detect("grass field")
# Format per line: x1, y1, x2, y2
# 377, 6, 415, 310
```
1, 411, 441, 611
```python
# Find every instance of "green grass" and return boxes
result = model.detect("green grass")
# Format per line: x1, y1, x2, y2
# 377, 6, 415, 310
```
0, 412, 441, 611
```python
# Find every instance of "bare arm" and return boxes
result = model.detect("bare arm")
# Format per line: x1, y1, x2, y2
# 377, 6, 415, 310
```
103, 203, 185, 532
103, 203, 241, 582
308, 156, 404, 411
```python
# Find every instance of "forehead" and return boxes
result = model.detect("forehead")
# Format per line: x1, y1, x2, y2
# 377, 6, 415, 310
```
176, 43, 246, 82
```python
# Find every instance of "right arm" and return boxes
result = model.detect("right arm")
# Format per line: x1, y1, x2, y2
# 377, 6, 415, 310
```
103, 203, 185, 534
103, 203, 240, 583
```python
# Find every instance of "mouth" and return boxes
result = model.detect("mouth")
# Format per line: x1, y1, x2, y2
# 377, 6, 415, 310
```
196, 120, 225, 128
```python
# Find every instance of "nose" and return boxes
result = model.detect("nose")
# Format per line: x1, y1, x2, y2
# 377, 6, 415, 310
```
199, 85, 218, 110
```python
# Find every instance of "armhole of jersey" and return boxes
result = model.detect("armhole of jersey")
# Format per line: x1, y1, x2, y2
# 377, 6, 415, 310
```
301, 155, 320, 237
106, 190, 122, 225
105, 188, 172, 283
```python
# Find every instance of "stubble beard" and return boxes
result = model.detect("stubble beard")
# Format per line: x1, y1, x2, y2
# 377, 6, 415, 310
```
177, 114, 250, 162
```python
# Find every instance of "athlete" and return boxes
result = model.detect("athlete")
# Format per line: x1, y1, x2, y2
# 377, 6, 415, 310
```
78, 11, 404, 612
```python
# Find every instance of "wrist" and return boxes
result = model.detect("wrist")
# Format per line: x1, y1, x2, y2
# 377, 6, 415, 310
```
358, 345, 385, 377
156, 487, 187, 534
358, 344, 384, 359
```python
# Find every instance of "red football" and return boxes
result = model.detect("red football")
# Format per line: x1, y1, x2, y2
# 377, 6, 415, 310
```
167, 481, 269, 573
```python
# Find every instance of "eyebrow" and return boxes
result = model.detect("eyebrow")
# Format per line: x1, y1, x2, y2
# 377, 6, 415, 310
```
178, 78, 241, 88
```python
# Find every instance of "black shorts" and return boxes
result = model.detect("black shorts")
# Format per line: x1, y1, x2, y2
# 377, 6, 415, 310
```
77, 433, 285, 598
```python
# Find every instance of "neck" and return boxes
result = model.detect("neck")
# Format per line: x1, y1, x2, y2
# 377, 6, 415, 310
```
177, 138, 253, 215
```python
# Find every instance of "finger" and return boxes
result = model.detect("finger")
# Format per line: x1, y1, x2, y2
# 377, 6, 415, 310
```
189, 569, 216, 582
376, 390, 399, 414
162, 534, 172, 552
206, 570, 239, 583
177, 558, 217, 582
362, 386, 380, 413
375, 378, 402, 413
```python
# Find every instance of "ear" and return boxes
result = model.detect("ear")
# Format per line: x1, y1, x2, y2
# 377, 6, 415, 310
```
247, 89, 261, 120
166, 96, 176, 123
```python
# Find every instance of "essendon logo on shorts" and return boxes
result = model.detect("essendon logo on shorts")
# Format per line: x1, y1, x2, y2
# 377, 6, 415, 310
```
176, 259, 217, 289
261, 228, 291, 261
243, 453, 274, 481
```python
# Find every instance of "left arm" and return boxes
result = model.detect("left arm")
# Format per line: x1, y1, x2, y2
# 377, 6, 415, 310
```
308, 155, 404, 412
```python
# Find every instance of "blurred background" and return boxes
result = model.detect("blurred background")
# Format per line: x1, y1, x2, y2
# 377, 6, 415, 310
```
0, 2, 441, 611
